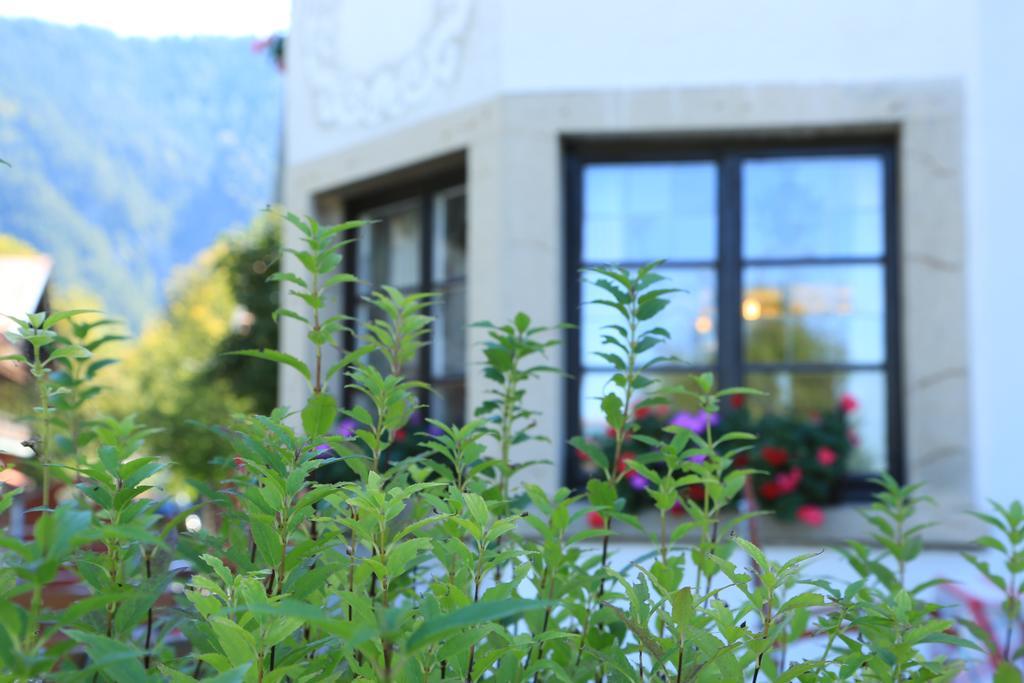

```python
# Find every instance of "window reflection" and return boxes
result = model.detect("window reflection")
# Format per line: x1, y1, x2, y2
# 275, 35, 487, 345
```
742, 265, 885, 365
581, 267, 718, 368
743, 155, 884, 259
583, 162, 717, 263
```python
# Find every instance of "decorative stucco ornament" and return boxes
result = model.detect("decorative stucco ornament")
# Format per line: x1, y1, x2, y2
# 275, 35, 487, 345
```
299, 0, 473, 128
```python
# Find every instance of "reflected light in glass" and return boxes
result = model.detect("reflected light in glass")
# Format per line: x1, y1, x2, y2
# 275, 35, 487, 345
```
741, 297, 763, 321
694, 313, 713, 334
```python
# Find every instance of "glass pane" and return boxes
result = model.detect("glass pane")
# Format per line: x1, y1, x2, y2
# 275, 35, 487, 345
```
432, 188, 466, 282
430, 285, 466, 379
357, 199, 422, 290
579, 370, 706, 438
745, 370, 887, 474
742, 264, 885, 365
428, 380, 465, 424
582, 161, 717, 263
742, 155, 885, 259
581, 267, 717, 369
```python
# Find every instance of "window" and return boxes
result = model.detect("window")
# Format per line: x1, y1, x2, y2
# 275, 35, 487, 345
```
566, 140, 899, 492
345, 180, 467, 424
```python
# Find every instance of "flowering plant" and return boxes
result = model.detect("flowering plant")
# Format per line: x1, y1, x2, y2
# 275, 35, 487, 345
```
579, 394, 857, 525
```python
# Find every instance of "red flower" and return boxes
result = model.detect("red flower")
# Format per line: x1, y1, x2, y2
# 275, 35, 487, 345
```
616, 451, 636, 474
734, 453, 750, 468
575, 448, 591, 463
774, 468, 803, 495
655, 404, 671, 418
670, 500, 685, 517
605, 426, 617, 438
687, 484, 705, 501
233, 456, 245, 472
758, 481, 783, 501
587, 511, 605, 529
840, 394, 858, 413
729, 394, 746, 409
762, 446, 789, 468
394, 429, 407, 443
796, 504, 825, 527
816, 446, 838, 467
635, 406, 652, 420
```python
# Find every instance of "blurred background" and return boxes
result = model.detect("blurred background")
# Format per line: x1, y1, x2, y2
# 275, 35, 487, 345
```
1, 1, 1022, 540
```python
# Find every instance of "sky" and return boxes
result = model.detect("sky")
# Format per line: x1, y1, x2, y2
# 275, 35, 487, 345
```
0, 0, 290, 37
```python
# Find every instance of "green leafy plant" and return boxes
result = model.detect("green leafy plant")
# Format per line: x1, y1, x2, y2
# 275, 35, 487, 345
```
0, 211, 1018, 682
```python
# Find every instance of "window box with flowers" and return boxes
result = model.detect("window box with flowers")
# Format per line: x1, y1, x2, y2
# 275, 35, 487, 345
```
576, 392, 861, 529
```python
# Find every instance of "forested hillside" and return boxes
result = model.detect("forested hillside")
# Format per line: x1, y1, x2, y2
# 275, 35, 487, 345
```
0, 19, 280, 328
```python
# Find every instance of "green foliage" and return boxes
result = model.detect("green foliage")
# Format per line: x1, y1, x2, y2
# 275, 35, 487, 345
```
0, 212, 1018, 681
100, 216, 280, 479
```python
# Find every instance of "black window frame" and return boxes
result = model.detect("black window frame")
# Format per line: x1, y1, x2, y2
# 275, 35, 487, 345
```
340, 167, 468, 421
562, 135, 902, 500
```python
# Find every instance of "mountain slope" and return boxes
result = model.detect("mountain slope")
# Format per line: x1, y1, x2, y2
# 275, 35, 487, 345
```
0, 19, 281, 328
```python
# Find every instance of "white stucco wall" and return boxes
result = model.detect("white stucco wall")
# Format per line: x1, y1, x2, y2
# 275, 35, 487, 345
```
287, 0, 978, 165
966, 1, 1024, 507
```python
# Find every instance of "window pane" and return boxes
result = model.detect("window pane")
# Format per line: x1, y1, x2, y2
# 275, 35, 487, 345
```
581, 267, 717, 368
357, 199, 422, 290
582, 161, 717, 263
742, 264, 885, 365
432, 188, 466, 283
431, 285, 466, 379
579, 370, 707, 438
742, 155, 884, 259
745, 370, 887, 474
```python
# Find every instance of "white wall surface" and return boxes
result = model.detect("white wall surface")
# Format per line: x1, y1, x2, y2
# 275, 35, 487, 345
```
967, 1, 1024, 507
286, 0, 977, 165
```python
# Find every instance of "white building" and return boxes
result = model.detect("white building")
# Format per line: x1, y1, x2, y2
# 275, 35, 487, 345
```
279, 0, 1024, 546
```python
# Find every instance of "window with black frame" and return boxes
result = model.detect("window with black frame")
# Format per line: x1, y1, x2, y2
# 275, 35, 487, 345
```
567, 142, 899, 500
347, 183, 467, 425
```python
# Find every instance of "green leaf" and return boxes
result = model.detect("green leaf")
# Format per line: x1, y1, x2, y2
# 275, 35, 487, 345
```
995, 662, 1023, 683
226, 349, 310, 383
302, 392, 338, 438
406, 599, 548, 651
64, 629, 147, 683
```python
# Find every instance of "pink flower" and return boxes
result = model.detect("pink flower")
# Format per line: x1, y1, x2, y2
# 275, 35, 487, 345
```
774, 468, 803, 495
587, 511, 605, 529
616, 451, 636, 474
729, 394, 746, 409
670, 500, 685, 517
840, 394, 858, 413
796, 504, 825, 527
816, 446, 838, 467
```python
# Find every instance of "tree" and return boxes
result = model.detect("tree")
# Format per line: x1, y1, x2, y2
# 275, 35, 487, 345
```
100, 214, 280, 479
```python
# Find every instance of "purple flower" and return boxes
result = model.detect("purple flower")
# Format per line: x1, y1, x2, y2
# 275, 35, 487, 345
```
687, 454, 708, 464
333, 419, 357, 438
669, 410, 719, 433
627, 472, 650, 491
427, 423, 443, 436
409, 411, 424, 427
